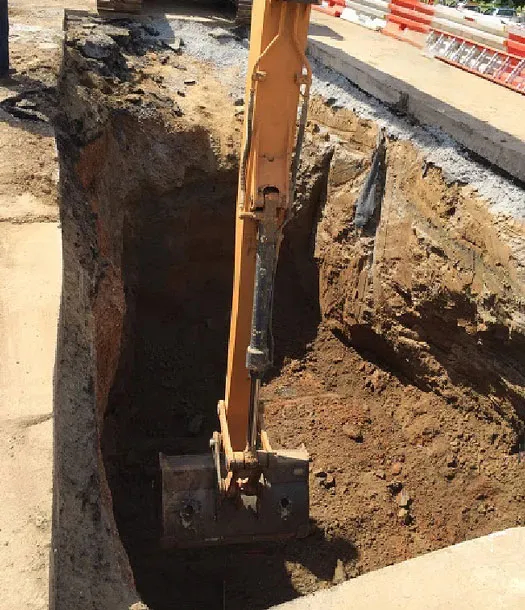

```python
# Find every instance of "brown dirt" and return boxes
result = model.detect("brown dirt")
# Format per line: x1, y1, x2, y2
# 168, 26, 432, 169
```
264, 327, 525, 589
263, 102, 525, 594
261, 101, 525, 592
0, 1, 87, 221
51, 12, 525, 610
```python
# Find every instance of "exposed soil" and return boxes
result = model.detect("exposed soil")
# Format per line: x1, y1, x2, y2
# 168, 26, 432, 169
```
264, 327, 525, 589
0, 1, 79, 221
52, 14, 525, 610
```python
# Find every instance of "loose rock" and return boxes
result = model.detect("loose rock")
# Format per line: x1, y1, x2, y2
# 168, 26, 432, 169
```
99, 25, 131, 43
387, 480, 403, 494
332, 559, 347, 584
343, 423, 363, 443
79, 34, 117, 60
208, 27, 237, 41
16, 99, 37, 109
167, 37, 184, 53
397, 490, 411, 508
322, 474, 336, 489
391, 462, 403, 475
398, 508, 411, 524
446, 455, 457, 468
125, 94, 142, 105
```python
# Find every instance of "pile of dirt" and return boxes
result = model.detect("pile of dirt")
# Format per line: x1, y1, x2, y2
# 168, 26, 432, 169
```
53, 15, 525, 610
264, 327, 525, 590
263, 101, 525, 595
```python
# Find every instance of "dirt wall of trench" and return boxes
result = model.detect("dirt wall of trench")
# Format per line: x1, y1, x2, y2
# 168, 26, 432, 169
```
309, 100, 525, 441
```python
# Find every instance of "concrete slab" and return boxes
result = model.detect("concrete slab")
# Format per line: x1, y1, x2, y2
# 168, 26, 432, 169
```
0, 222, 61, 610
309, 13, 525, 183
273, 527, 525, 609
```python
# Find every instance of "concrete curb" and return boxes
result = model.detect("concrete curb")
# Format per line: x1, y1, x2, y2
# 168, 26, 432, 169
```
308, 38, 525, 184
273, 527, 525, 609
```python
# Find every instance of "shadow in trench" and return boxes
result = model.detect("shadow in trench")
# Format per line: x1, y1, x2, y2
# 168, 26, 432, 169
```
133, 526, 358, 609
100, 147, 341, 608
102, 171, 238, 551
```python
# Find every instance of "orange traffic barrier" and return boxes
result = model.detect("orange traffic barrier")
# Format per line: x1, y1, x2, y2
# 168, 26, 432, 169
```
507, 30, 525, 58
382, 0, 434, 48
313, 0, 344, 17
427, 29, 525, 94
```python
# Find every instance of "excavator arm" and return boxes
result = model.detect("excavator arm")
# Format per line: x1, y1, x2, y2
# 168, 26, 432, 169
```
225, 0, 312, 452
161, 0, 314, 547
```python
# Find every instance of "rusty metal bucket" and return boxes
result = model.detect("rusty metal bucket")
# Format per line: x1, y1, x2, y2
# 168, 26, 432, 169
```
160, 447, 309, 548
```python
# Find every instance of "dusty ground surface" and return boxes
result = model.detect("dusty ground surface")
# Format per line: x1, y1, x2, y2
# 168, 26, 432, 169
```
0, 5, 61, 610
0, 224, 61, 610
0, 2, 87, 609
53, 13, 525, 610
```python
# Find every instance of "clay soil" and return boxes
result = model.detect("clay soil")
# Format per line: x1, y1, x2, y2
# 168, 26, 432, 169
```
263, 327, 525, 593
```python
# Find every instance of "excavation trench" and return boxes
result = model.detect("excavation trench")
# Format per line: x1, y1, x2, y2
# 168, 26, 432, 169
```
95, 119, 326, 610
52, 17, 525, 610
61, 109, 328, 609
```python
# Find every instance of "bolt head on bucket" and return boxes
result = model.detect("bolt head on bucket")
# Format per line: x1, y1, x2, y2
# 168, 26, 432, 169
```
160, 448, 309, 547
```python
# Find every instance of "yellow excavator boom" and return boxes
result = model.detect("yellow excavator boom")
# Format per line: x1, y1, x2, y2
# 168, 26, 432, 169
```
161, 0, 313, 547
225, 0, 312, 450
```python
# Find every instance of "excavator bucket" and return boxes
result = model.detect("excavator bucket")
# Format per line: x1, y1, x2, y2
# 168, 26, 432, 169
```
160, 448, 309, 547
